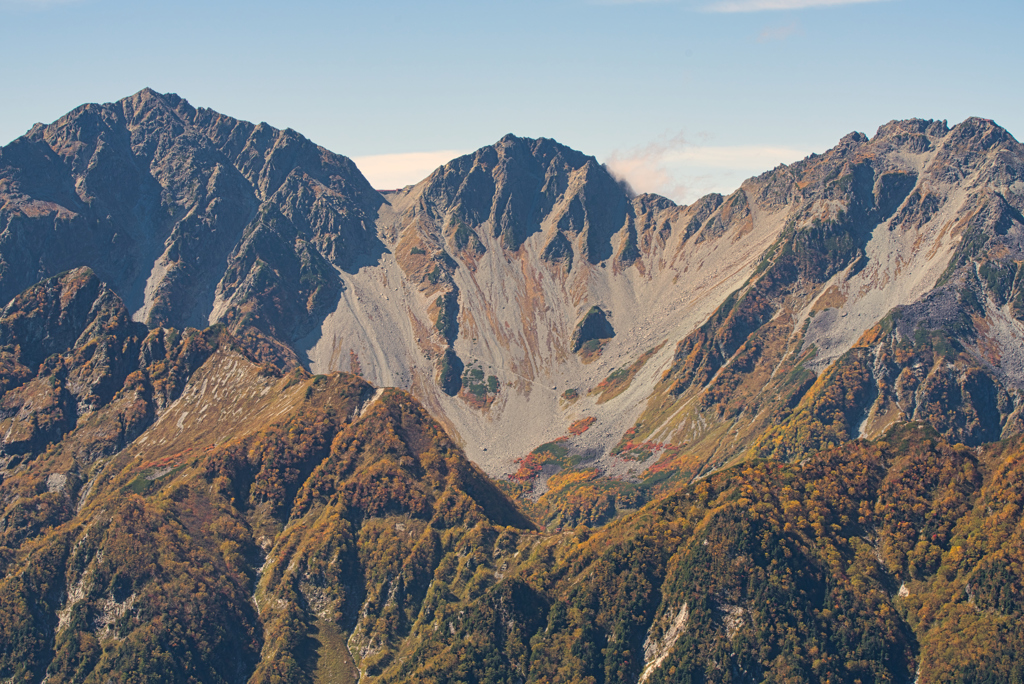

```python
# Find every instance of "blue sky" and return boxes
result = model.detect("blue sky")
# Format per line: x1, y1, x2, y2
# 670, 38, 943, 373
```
2, 0, 1021, 202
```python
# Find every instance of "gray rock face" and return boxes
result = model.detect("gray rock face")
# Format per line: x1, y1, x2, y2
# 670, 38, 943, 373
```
0, 267, 149, 462
570, 306, 615, 353
0, 88, 384, 338
5, 91, 1024, 476
654, 115, 1024, 472
419, 134, 629, 260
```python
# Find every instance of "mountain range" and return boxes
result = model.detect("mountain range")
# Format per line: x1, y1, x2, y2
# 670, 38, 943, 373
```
0, 89, 1022, 683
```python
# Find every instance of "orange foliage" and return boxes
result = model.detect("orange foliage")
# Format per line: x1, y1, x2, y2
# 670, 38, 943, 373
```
568, 417, 596, 435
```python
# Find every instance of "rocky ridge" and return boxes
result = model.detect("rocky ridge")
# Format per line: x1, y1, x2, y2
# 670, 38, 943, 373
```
607, 117, 1024, 490
0, 91, 1024, 682
5, 92, 1024, 492
0, 88, 383, 338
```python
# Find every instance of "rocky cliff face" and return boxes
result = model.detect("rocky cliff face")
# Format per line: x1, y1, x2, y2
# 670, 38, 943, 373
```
5, 92, 1024, 489
2, 91, 1024, 683
302, 132, 790, 471
0, 268, 149, 466
605, 116, 1024, 491
0, 88, 383, 338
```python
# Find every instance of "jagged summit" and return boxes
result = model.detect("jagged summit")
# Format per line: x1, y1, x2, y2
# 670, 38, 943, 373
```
0, 88, 384, 339
407, 131, 630, 261
4, 92, 1024, 480
2, 93, 1024, 683
871, 116, 949, 143
623, 111, 1024, 479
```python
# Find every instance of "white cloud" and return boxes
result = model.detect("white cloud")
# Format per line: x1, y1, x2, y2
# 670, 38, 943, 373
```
589, 0, 676, 4
758, 21, 800, 41
0, 0, 83, 6
594, 0, 887, 7
605, 138, 809, 205
704, 0, 889, 12
605, 132, 693, 201
352, 150, 466, 191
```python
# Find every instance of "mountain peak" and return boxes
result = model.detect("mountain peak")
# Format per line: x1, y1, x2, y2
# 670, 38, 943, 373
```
945, 115, 1016, 149
408, 130, 626, 258
0, 89, 383, 337
872, 117, 949, 141
4, 92, 1024, 682
130, 86, 171, 103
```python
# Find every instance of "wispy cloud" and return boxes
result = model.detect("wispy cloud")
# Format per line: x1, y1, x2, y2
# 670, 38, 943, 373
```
704, 0, 889, 13
590, 0, 676, 5
352, 150, 466, 191
0, 0, 83, 6
595, 0, 888, 7
758, 21, 800, 41
605, 134, 809, 204
605, 132, 694, 202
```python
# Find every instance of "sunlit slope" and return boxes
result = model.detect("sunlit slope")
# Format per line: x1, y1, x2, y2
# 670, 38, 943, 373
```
0, 306, 534, 682
607, 118, 1024, 486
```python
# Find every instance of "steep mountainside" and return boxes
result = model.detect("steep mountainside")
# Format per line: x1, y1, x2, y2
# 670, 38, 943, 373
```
0, 88, 383, 338
303, 133, 793, 470
618, 118, 1024, 483
3, 90, 1024, 682
10, 91, 1023, 490
0, 273, 1020, 684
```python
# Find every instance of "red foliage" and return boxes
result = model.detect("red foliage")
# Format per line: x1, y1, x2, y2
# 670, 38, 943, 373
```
568, 417, 596, 435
